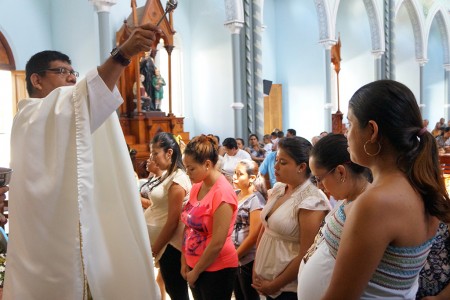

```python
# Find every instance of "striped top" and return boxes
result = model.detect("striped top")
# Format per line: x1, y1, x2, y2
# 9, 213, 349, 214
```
323, 204, 434, 292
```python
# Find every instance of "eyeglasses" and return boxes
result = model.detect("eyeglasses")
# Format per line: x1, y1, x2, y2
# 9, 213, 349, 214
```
36, 67, 79, 78
312, 167, 336, 186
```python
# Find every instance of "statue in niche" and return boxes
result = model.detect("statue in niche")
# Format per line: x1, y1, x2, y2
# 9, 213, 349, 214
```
140, 51, 157, 110
133, 74, 154, 112
152, 68, 166, 111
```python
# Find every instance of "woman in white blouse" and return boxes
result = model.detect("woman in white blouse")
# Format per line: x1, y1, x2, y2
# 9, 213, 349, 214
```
252, 136, 330, 299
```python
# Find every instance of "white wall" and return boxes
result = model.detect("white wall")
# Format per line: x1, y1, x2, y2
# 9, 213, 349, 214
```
0, 0, 52, 69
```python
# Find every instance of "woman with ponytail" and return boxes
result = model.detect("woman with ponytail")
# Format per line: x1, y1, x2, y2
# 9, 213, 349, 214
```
321, 80, 450, 299
181, 135, 238, 299
144, 132, 191, 299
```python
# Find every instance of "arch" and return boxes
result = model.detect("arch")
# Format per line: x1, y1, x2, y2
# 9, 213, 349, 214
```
224, 0, 244, 23
361, 0, 384, 52
315, 0, 384, 51
314, 0, 332, 42
0, 31, 15, 71
395, 0, 426, 61
424, 4, 450, 65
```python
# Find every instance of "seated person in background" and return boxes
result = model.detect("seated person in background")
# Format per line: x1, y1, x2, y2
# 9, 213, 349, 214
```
260, 151, 277, 189
222, 137, 251, 183
271, 131, 279, 151
311, 136, 322, 146
262, 134, 273, 153
236, 138, 245, 150
207, 134, 225, 168
431, 122, 443, 138
436, 127, 450, 149
286, 128, 296, 137
246, 134, 266, 165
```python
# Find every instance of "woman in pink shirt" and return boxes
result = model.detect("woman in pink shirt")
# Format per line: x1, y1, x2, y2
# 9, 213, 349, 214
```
181, 135, 238, 300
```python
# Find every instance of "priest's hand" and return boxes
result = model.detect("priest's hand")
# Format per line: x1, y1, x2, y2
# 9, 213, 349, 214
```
119, 23, 161, 59
99, 23, 161, 91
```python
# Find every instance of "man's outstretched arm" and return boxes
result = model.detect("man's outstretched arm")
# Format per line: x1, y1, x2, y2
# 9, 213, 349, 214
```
97, 23, 160, 91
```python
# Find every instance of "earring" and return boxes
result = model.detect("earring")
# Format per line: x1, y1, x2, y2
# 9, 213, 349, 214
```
340, 177, 346, 183
363, 140, 381, 156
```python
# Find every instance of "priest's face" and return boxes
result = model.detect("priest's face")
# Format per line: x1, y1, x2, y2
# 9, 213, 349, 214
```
32, 60, 77, 98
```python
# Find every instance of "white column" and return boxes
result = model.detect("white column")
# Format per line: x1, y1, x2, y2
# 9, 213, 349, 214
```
417, 58, 428, 116
225, 21, 245, 138
444, 64, 450, 120
372, 51, 384, 80
319, 40, 336, 132
89, 0, 117, 63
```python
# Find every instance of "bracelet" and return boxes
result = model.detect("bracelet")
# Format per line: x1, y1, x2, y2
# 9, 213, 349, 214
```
110, 47, 131, 66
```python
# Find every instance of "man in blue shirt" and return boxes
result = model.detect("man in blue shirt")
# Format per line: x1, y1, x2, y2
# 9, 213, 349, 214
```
259, 151, 276, 188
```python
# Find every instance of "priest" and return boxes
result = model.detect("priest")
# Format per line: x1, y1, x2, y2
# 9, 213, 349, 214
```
4, 24, 161, 299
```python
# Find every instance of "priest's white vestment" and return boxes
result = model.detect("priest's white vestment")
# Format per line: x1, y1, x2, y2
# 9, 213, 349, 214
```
4, 70, 160, 300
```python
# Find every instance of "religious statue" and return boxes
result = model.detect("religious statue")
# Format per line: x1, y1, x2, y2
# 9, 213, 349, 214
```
152, 68, 166, 111
140, 51, 156, 107
133, 74, 154, 112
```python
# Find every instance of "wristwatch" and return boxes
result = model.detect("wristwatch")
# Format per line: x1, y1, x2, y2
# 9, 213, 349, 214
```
110, 47, 131, 66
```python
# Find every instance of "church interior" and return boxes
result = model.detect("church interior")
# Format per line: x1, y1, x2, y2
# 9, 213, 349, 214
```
1, 0, 450, 298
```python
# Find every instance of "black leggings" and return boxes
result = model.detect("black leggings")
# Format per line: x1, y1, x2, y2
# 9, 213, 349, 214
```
234, 260, 260, 300
158, 244, 189, 300
266, 291, 297, 300
190, 267, 237, 300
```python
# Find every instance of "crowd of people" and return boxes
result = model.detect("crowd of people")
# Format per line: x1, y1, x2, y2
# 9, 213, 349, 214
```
1, 23, 450, 300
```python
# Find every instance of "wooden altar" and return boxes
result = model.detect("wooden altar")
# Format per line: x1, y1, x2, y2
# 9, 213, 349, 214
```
116, 0, 189, 175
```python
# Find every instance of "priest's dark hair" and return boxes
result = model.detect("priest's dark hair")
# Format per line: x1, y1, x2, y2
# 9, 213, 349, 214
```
25, 50, 71, 96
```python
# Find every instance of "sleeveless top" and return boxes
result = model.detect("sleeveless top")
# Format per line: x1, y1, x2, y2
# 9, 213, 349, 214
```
323, 204, 435, 299
254, 180, 330, 298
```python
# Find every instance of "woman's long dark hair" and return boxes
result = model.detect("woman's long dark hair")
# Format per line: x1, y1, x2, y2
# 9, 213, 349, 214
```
349, 80, 450, 222
151, 132, 185, 177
